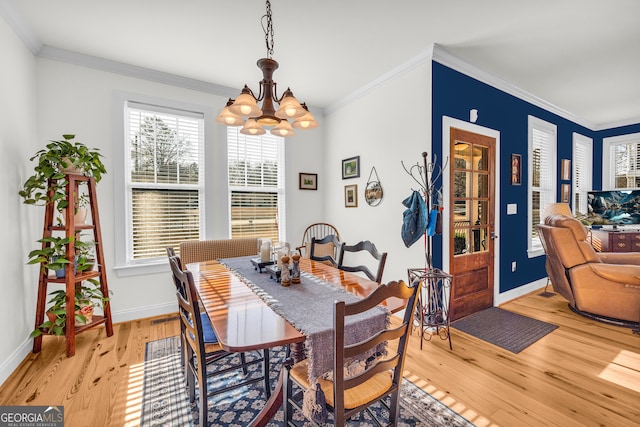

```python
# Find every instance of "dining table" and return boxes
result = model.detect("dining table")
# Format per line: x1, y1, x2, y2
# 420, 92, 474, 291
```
186, 256, 406, 426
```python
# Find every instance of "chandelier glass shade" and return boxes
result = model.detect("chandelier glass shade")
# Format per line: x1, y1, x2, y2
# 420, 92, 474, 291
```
216, 0, 317, 137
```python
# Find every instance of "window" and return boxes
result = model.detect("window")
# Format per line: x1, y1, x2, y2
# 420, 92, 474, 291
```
124, 101, 204, 263
528, 116, 557, 255
572, 133, 592, 216
603, 132, 640, 190
227, 128, 285, 241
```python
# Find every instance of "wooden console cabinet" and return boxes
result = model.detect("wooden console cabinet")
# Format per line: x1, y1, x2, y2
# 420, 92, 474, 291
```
590, 229, 640, 252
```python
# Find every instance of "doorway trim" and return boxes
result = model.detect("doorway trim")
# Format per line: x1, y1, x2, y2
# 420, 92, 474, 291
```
442, 116, 501, 307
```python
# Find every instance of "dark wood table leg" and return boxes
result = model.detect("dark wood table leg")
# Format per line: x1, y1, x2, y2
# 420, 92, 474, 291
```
248, 342, 305, 427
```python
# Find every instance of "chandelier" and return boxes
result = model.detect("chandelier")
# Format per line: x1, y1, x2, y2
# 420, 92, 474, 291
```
216, 0, 317, 137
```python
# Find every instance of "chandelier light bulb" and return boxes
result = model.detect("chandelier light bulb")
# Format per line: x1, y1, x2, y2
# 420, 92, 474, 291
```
240, 118, 266, 135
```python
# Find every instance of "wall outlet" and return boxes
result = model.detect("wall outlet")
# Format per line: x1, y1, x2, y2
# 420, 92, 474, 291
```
511, 261, 517, 272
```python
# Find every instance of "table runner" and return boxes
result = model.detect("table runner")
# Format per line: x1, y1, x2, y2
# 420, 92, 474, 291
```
219, 256, 389, 382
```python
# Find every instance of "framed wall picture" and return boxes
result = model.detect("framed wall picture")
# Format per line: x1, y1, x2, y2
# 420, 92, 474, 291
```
561, 159, 571, 181
511, 153, 522, 185
299, 173, 317, 190
344, 184, 358, 207
561, 184, 571, 203
342, 156, 360, 179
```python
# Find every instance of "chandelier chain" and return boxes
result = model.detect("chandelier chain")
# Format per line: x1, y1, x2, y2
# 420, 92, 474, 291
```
262, 0, 275, 58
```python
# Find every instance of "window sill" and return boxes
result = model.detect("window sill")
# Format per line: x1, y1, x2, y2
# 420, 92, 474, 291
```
113, 260, 168, 277
527, 248, 544, 258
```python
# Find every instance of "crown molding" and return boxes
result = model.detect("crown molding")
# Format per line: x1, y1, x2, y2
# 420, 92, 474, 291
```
431, 44, 597, 130
38, 45, 240, 99
324, 45, 435, 115
0, 0, 42, 54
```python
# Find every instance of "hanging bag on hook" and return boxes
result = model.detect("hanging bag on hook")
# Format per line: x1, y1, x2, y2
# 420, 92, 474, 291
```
401, 190, 428, 247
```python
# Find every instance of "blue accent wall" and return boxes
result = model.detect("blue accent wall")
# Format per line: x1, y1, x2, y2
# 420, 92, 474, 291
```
432, 62, 600, 293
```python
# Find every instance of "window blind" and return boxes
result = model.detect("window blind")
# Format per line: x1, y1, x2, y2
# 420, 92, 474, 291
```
227, 128, 284, 240
613, 141, 640, 189
125, 102, 204, 261
573, 135, 592, 216
529, 117, 556, 253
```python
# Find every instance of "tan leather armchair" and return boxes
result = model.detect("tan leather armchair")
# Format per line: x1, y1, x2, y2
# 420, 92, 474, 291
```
536, 215, 640, 325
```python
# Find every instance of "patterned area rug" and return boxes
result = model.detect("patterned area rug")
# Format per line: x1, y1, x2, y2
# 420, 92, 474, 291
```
451, 307, 558, 354
140, 336, 475, 426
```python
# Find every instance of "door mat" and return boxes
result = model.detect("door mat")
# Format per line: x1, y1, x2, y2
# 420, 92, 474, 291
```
451, 307, 558, 354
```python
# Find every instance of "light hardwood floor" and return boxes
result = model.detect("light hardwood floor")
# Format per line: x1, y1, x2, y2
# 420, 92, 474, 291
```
1, 289, 638, 426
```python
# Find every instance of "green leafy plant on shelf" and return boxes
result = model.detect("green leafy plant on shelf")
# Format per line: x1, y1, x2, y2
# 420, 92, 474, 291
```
19, 134, 106, 211
30, 281, 110, 337
27, 236, 75, 275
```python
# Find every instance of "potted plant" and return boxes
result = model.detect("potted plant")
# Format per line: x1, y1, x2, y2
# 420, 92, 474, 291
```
19, 134, 106, 211
30, 281, 110, 337
75, 238, 96, 272
27, 236, 75, 278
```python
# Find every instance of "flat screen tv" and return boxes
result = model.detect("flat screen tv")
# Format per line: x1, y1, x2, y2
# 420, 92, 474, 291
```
587, 190, 640, 225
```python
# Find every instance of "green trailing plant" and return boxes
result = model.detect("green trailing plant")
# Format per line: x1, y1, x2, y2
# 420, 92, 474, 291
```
27, 236, 74, 274
19, 134, 106, 210
30, 282, 110, 337
75, 239, 96, 271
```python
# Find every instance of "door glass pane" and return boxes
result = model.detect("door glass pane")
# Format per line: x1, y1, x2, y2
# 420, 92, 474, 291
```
474, 201, 489, 225
472, 227, 489, 253
454, 229, 470, 255
454, 142, 471, 169
474, 146, 489, 171
476, 173, 489, 198
454, 171, 469, 198
454, 200, 469, 224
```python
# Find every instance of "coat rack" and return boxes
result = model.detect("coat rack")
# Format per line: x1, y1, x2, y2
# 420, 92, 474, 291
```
402, 151, 453, 350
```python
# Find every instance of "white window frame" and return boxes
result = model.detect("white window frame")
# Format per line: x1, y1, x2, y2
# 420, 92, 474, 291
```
602, 132, 640, 190
527, 115, 557, 257
113, 92, 214, 277
572, 133, 593, 216
227, 128, 286, 241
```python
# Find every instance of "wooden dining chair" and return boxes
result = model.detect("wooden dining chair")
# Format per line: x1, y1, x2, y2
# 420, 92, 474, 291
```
309, 234, 341, 267
167, 256, 271, 425
297, 223, 340, 257
338, 240, 388, 284
283, 279, 420, 426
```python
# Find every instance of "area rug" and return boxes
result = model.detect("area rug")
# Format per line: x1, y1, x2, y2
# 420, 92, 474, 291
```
140, 336, 475, 426
451, 307, 558, 354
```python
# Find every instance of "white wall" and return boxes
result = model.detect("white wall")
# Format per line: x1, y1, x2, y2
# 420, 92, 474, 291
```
0, 14, 39, 383
1, 53, 324, 384
35, 56, 324, 315
324, 62, 432, 283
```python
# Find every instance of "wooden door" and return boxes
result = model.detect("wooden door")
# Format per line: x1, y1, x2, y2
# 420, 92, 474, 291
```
449, 127, 496, 320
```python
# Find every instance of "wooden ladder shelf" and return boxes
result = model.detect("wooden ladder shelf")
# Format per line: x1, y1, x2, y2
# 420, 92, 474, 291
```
32, 174, 113, 357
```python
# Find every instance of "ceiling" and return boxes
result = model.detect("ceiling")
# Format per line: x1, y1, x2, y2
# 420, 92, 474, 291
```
3, 0, 640, 128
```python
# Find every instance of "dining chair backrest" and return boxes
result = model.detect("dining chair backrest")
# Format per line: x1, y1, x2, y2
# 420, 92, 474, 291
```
297, 223, 340, 257
168, 255, 207, 365
332, 279, 420, 425
179, 238, 258, 266
338, 240, 388, 283
310, 234, 341, 267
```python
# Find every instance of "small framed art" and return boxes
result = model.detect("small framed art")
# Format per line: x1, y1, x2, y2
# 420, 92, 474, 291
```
561, 184, 571, 203
342, 156, 360, 179
561, 159, 571, 181
299, 173, 317, 190
344, 184, 358, 207
511, 153, 522, 185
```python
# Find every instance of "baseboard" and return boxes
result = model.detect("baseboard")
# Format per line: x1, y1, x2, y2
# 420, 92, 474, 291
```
496, 277, 548, 306
0, 339, 33, 388
111, 302, 176, 324
0, 303, 177, 387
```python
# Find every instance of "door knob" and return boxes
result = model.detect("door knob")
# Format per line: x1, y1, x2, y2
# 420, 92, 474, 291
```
490, 231, 498, 240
